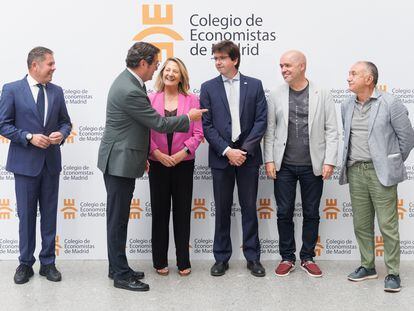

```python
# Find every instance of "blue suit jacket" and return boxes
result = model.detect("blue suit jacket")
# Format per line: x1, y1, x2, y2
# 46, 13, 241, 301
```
0, 77, 72, 176
200, 74, 267, 169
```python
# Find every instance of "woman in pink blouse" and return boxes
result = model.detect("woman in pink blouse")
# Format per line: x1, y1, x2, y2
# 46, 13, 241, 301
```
148, 57, 203, 276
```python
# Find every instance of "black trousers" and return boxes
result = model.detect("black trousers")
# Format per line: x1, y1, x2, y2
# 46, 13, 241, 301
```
104, 173, 136, 280
148, 159, 194, 270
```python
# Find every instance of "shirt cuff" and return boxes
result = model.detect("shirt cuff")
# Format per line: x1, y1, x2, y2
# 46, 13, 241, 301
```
222, 146, 231, 156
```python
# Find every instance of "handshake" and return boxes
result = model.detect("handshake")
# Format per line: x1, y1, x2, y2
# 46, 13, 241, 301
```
187, 108, 208, 121
29, 131, 64, 149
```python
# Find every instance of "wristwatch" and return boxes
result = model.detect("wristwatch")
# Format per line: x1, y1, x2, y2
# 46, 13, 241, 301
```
26, 133, 33, 142
183, 147, 191, 155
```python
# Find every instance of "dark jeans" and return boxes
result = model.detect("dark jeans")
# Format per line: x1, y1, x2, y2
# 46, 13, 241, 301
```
274, 164, 323, 262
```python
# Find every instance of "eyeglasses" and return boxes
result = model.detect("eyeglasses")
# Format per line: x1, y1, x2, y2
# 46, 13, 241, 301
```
212, 56, 230, 62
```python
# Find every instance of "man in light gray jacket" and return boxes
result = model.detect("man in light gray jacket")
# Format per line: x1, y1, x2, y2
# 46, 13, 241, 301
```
339, 61, 414, 292
264, 50, 338, 278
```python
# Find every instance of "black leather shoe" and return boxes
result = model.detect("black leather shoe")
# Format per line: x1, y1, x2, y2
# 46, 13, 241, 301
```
108, 269, 144, 280
114, 276, 150, 292
39, 264, 62, 282
14, 264, 34, 284
210, 262, 229, 276
247, 261, 266, 277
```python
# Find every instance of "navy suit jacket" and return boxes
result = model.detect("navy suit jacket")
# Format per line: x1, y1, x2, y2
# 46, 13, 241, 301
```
200, 74, 267, 169
0, 77, 72, 176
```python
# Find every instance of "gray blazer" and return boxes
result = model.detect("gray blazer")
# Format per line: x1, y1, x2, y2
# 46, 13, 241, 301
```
339, 90, 414, 186
263, 81, 338, 176
97, 69, 189, 178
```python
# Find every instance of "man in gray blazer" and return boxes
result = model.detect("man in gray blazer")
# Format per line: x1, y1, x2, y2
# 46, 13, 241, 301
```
339, 61, 414, 292
264, 50, 338, 278
97, 42, 206, 291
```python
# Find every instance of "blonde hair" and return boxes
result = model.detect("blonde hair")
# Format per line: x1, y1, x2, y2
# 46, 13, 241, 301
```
154, 57, 190, 95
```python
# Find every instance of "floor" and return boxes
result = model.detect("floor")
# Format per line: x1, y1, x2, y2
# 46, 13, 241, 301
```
1, 260, 413, 311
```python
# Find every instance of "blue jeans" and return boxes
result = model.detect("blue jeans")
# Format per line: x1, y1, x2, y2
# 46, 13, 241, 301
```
274, 164, 323, 262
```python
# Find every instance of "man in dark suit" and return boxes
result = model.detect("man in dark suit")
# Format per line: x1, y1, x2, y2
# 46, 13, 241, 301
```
200, 40, 267, 277
97, 42, 206, 291
0, 47, 72, 284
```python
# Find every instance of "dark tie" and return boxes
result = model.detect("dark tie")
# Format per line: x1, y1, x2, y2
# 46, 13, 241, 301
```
142, 83, 147, 93
36, 83, 45, 124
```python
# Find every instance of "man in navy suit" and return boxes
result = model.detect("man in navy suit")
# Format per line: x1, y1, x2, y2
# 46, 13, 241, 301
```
0, 47, 72, 284
200, 40, 267, 277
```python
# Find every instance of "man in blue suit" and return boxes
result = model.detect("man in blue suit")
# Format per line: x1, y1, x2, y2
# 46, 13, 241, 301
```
200, 40, 267, 277
0, 47, 72, 284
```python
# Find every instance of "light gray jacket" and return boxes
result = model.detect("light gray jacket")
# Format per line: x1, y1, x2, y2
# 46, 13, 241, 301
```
339, 90, 414, 186
263, 81, 338, 176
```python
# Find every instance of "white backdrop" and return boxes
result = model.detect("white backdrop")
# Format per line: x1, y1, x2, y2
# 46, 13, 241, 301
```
1, 0, 414, 262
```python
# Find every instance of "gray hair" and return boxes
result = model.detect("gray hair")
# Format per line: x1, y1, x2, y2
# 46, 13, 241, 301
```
27, 46, 53, 69
126, 42, 160, 68
363, 61, 379, 86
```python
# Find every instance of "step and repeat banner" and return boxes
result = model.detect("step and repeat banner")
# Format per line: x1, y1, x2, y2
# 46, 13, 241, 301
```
1, 0, 414, 261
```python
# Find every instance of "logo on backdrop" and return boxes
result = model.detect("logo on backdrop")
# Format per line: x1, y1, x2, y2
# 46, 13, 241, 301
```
257, 198, 274, 219
0, 199, 12, 220
192, 198, 208, 219
0, 135, 10, 144
315, 236, 324, 257
65, 124, 78, 144
377, 84, 387, 92
61, 199, 78, 219
130, 198, 143, 219
397, 199, 407, 220
134, 4, 183, 62
323, 199, 340, 220
375, 236, 384, 257
55, 235, 63, 256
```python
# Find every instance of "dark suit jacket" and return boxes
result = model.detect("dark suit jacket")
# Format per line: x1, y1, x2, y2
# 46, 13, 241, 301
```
97, 69, 190, 178
200, 74, 267, 169
0, 76, 72, 176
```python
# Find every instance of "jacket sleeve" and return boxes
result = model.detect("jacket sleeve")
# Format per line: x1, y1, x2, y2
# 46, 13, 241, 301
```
323, 90, 339, 166
183, 94, 204, 154
200, 83, 229, 156
0, 84, 30, 146
240, 80, 267, 156
123, 90, 189, 133
56, 86, 72, 140
390, 97, 414, 161
263, 91, 276, 163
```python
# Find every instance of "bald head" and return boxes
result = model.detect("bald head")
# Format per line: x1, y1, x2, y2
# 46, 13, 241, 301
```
279, 50, 307, 88
281, 50, 307, 67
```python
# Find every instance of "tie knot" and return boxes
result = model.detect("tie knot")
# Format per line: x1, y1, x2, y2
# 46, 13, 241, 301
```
36, 83, 43, 89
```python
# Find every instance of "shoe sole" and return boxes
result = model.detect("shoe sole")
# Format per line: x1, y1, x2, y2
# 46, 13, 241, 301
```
109, 273, 145, 280
14, 270, 34, 284
178, 270, 191, 277
39, 271, 62, 282
384, 287, 401, 293
300, 265, 323, 278
249, 268, 266, 277
275, 266, 295, 277
114, 283, 150, 292
210, 265, 229, 277
347, 274, 378, 282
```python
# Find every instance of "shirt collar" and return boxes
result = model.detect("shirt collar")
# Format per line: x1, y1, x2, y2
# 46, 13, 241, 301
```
354, 88, 379, 104
222, 71, 240, 83
27, 74, 45, 87
127, 68, 144, 88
